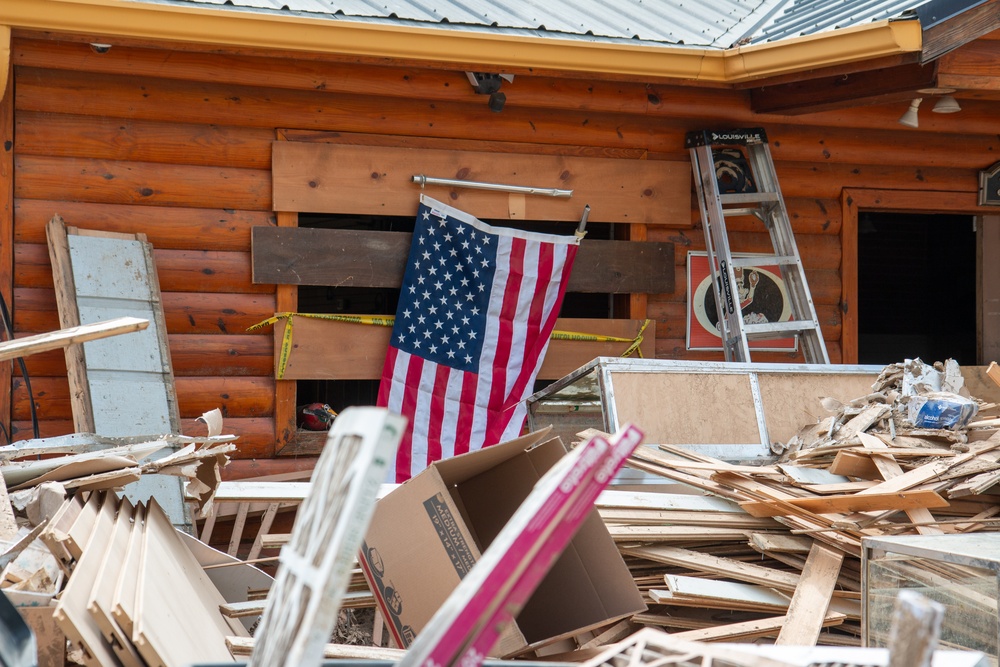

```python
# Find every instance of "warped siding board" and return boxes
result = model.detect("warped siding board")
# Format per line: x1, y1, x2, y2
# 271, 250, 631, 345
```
13, 376, 276, 420
15, 199, 274, 251
14, 242, 269, 293
14, 111, 274, 169
14, 155, 272, 210
13, 288, 277, 335
21, 334, 273, 377
271, 315, 654, 381
272, 142, 688, 224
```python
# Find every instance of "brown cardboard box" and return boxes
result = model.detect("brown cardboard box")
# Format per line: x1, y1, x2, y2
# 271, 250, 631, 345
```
359, 429, 645, 657
19, 606, 66, 667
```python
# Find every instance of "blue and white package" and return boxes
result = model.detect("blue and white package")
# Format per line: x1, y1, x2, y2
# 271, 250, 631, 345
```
907, 392, 978, 430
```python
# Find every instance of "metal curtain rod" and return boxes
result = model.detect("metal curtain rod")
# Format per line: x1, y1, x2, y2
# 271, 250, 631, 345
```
412, 174, 573, 198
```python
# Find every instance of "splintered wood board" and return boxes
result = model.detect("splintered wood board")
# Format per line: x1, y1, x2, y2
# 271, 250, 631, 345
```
775, 542, 844, 646
53, 493, 120, 667
133, 501, 247, 667
113, 504, 145, 640
739, 489, 950, 517
755, 372, 878, 444
87, 498, 143, 667
609, 372, 759, 445
0, 317, 148, 364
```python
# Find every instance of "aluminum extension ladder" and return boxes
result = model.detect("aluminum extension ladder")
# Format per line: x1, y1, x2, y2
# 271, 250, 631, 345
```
686, 128, 830, 364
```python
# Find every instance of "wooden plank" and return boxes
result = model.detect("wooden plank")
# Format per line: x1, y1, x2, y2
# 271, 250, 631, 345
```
775, 542, 845, 646
251, 227, 674, 294
87, 498, 144, 667
0, 317, 148, 363
739, 488, 949, 518
133, 501, 247, 667
271, 142, 687, 225
858, 432, 943, 536
622, 545, 801, 591
0, 55, 13, 447
671, 613, 845, 643
272, 314, 654, 382
112, 504, 144, 639
829, 450, 883, 479
52, 492, 121, 667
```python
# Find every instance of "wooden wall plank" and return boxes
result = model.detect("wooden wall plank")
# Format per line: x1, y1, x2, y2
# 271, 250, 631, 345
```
15, 199, 274, 251
15, 242, 269, 293
15, 111, 273, 169
272, 142, 687, 224
251, 227, 675, 294
13, 376, 275, 421
21, 334, 272, 377
0, 56, 13, 442
272, 315, 654, 381
15, 155, 271, 210
13, 288, 277, 335
273, 210, 297, 455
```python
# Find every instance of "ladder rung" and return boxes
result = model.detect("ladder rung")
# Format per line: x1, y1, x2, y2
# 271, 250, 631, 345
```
720, 193, 780, 205
729, 255, 798, 268
743, 321, 820, 339
722, 207, 766, 218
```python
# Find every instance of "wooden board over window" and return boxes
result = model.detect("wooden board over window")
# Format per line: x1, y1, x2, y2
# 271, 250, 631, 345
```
271, 142, 688, 224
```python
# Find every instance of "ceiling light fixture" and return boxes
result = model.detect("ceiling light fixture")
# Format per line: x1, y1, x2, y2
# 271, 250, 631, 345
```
898, 98, 922, 128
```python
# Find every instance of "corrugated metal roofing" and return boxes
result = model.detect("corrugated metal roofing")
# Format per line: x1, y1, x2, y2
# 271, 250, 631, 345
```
145, 0, 939, 48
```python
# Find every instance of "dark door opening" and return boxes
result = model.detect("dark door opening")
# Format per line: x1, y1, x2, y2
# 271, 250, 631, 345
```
857, 211, 976, 366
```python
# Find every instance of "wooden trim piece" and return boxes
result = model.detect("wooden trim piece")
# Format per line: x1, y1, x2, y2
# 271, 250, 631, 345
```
774, 543, 844, 646
271, 141, 687, 225
840, 189, 859, 364
252, 227, 675, 294
920, 0, 1000, 63
981, 216, 1000, 363
112, 504, 144, 639
273, 211, 297, 454
0, 52, 11, 442
0, 317, 148, 363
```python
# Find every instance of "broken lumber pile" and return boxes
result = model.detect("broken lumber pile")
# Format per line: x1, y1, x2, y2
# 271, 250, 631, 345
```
595, 360, 1000, 651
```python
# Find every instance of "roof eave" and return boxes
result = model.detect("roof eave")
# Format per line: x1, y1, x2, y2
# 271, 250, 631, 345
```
0, 0, 922, 93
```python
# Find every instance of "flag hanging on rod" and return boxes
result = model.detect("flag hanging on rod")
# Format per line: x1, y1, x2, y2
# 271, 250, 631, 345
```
377, 194, 580, 482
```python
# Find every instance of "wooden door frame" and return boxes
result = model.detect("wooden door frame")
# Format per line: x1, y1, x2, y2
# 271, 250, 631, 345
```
840, 188, 997, 364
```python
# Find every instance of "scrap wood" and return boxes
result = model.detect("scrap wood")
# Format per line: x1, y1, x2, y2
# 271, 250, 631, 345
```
227, 636, 405, 661
0, 316, 148, 364
774, 543, 844, 646
670, 613, 846, 643
738, 489, 950, 518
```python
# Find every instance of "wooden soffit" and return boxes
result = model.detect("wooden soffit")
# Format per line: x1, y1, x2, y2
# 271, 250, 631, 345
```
271, 141, 688, 225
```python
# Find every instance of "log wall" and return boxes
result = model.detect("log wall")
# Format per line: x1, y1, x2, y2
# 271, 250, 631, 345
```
6, 33, 1000, 474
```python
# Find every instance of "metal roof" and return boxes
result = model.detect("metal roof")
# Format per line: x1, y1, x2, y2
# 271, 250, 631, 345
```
143, 0, 963, 48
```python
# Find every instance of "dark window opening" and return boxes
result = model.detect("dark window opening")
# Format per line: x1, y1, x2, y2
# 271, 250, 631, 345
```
857, 212, 976, 366
295, 212, 613, 415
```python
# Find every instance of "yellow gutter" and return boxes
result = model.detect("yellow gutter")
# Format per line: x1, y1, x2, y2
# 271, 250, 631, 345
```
0, 0, 922, 94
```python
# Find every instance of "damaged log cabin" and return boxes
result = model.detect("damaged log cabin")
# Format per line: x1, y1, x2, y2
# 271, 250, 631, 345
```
1, 2, 1000, 473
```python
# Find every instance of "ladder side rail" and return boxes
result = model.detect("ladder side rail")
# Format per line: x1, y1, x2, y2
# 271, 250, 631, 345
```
692, 144, 751, 362
748, 142, 831, 364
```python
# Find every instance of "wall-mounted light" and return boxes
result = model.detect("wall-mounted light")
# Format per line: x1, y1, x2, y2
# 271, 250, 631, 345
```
898, 98, 922, 128
932, 95, 961, 113
465, 72, 514, 113
89, 43, 112, 54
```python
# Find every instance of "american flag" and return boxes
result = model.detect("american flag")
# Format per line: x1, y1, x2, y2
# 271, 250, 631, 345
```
377, 195, 579, 482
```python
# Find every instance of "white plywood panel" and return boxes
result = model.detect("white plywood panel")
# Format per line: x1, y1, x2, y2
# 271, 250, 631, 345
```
88, 379, 174, 435
67, 236, 155, 300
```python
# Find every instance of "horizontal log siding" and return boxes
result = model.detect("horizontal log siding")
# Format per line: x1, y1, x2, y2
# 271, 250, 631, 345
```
9, 35, 998, 467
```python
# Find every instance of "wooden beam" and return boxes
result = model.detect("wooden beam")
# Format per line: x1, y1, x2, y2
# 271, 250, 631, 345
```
0, 54, 13, 442
920, 0, 1000, 63
0, 317, 148, 363
251, 227, 674, 294
739, 488, 950, 518
749, 62, 939, 115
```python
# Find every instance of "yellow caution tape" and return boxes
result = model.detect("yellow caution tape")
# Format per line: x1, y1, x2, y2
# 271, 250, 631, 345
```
248, 314, 650, 379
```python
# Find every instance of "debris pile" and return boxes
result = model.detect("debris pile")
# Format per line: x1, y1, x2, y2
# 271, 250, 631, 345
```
595, 358, 1000, 649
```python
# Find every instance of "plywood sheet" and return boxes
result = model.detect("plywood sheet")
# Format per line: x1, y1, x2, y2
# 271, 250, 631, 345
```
608, 371, 759, 445
756, 372, 878, 444
272, 142, 688, 225
277, 315, 653, 381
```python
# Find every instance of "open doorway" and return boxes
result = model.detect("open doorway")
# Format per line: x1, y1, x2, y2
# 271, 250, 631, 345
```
857, 211, 976, 365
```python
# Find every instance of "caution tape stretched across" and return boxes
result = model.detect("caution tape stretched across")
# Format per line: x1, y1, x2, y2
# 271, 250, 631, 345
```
248, 313, 649, 379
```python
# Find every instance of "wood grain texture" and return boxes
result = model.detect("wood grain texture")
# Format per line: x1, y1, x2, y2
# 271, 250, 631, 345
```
252, 227, 674, 294
774, 542, 844, 646
0, 58, 12, 442
271, 314, 653, 381
272, 141, 687, 225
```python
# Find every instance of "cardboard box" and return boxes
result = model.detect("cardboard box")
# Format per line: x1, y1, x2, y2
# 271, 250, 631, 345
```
359, 429, 645, 657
